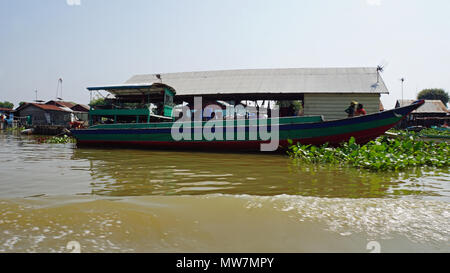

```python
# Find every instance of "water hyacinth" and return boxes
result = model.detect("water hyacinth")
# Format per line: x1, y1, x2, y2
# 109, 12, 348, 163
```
419, 128, 450, 137
287, 136, 450, 171
38, 135, 76, 144
390, 128, 450, 138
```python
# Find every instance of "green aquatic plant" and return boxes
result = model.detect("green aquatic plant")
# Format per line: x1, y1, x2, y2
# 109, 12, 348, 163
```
420, 128, 450, 137
4, 126, 26, 132
287, 136, 450, 171
388, 128, 450, 137
38, 135, 76, 144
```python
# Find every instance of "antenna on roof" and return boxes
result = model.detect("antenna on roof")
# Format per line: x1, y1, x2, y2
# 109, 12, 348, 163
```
56, 78, 63, 100
376, 60, 388, 83
155, 74, 162, 83
34, 89, 44, 103
400, 77, 405, 102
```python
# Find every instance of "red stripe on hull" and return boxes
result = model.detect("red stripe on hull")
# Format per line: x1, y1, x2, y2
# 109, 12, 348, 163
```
288, 123, 397, 147
77, 122, 397, 151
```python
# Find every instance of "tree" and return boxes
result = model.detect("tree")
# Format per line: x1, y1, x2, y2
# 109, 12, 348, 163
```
0, 101, 14, 109
417, 89, 449, 106
276, 100, 303, 112
89, 97, 107, 107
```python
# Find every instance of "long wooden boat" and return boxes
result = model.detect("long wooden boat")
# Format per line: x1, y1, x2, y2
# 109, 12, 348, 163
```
71, 100, 425, 151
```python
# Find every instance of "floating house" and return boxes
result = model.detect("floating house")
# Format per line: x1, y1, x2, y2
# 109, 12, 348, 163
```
14, 103, 72, 126
70, 104, 89, 122
395, 99, 449, 128
123, 67, 388, 121
71, 104, 90, 112
45, 101, 89, 113
45, 100, 89, 121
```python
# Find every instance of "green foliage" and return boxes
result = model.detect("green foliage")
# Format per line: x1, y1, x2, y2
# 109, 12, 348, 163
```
288, 136, 450, 171
417, 88, 449, 106
37, 135, 76, 144
89, 97, 107, 107
5, 126, 25, 132
0, 101, 14, 109
276, 100, 303, 112
389, 128, 450, 137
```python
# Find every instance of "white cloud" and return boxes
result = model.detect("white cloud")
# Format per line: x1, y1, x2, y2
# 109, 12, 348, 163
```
366, 0, 382, 6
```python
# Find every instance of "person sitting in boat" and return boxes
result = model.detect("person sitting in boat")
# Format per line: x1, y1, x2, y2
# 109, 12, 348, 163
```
345, 101, 358, 117
355, 103, 367, 116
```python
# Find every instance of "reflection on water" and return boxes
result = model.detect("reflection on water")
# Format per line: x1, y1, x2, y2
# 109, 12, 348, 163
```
1, 132, 449, 200
70, 148, 450, 200
0, 132, 449, 253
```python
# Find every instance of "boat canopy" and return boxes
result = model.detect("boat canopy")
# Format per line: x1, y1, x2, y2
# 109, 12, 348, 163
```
87, 82, 176, 97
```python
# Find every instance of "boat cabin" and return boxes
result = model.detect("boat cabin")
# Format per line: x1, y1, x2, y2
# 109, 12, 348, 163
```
86, 67, 389, 126
87, 83, 176, 125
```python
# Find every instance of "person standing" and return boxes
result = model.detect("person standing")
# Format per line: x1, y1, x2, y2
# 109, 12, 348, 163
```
0, 114, 6, 130
345, 101, 358, 118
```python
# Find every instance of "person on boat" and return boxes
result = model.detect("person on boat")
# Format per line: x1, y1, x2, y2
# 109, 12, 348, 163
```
345, 101, 358, 117
355, 104, 367, 116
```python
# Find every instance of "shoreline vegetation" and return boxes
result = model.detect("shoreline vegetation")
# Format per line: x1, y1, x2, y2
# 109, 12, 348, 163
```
288, 129, 450, 171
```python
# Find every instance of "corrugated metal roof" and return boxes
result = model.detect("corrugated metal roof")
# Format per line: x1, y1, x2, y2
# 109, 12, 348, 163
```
16, 103, 69, 112
33, 103, 69, 112
46, 101, 76, 108
71, 104, 90, 111
125, 67, 389, 96
86, 83, 175, 96
396, 100, 449, 113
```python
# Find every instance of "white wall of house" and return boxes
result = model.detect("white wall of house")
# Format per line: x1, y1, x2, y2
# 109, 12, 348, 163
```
303, 93, 381, 121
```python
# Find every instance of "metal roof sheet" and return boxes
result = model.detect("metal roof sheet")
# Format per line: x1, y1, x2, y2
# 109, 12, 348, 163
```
15, 103, 69, 112
46, 101, 76, 108
71, 104, 90, 111
86, 83, 176, 96
124, 67, 389, 96
396, 99, 449, 113
0, 108, 14, 112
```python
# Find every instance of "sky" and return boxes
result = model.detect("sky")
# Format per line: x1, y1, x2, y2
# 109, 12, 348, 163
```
0, 0, 449, 109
